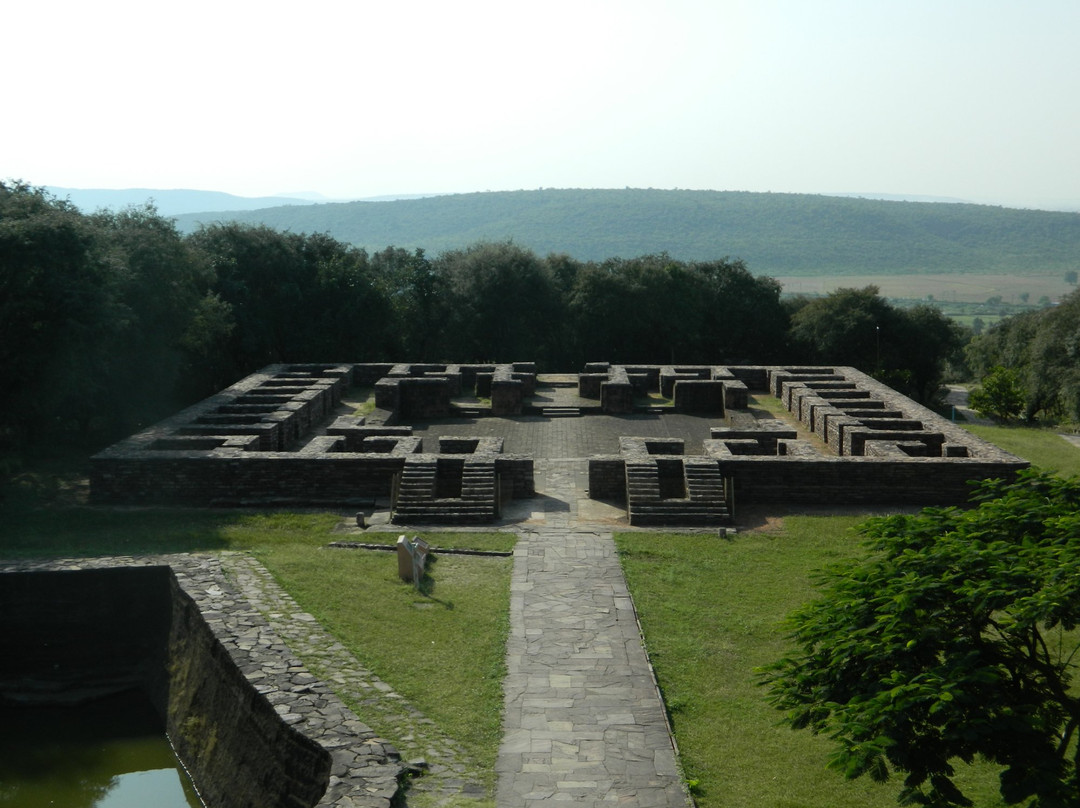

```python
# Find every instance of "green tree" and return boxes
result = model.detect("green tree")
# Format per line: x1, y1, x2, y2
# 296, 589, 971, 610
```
892, 304, 965, 404
966, 289, 1080, 421
566, 254, 788, 366
190, 224, 393, 377
694, 258, 789, 363
762, 470, 1080, 807
0, 184, 225, 456
0, 182, 120, 447
371, 246, 448, 359
968, 366, 1027, 421
89, 204, 218, 431
788, 286, 896, 370
436, 241, 563, 365
787, 287, 960, 403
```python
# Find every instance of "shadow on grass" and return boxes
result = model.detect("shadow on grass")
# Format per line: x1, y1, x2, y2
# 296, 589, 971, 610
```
415, 557, 455, 609
0, 502, 238, 560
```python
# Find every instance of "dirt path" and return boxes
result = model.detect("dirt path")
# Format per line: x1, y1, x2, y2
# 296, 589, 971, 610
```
944, 384, 992, 425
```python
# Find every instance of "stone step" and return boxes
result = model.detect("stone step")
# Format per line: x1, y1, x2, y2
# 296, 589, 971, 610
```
395, 505, 495, 515
542, 407, 581, 417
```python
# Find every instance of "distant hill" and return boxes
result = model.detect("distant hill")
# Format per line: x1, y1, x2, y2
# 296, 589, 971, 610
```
43, 187, 442, 217
167, 188, 1080, 276
46, 187, 324, 217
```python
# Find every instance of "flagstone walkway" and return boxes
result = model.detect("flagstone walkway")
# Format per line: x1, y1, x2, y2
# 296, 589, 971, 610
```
494, 459, 691, 807
495, 526, 689, 807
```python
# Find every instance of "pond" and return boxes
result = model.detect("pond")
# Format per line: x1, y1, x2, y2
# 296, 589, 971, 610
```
0, 689, 202, 808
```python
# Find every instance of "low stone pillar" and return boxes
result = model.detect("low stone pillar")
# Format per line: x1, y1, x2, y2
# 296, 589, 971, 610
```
601, 366, 634, 414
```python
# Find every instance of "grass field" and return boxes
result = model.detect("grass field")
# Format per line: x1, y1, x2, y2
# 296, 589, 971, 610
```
963, 424, 1080, 476
616, 523, 1012, 808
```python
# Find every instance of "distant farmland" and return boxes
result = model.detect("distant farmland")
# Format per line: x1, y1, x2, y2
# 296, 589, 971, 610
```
776, 272, 1074, 305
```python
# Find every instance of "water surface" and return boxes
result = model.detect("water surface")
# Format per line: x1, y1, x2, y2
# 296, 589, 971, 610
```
0, 690, 202, 808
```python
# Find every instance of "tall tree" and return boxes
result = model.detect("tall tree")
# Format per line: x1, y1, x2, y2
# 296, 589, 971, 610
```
966, 288, 1080, 421
436, 242, 563, 365
0, 182, 117, 446
788, 287, 960, 404
694, 258, 789, 363
190, 224, 393, 376
90, 204, 219, 430
371, 246, 447, 359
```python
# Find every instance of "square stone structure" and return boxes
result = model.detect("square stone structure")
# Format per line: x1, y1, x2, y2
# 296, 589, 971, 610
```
91, 362, 1028, 524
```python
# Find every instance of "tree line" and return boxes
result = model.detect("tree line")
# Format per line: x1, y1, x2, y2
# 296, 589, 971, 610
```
1, 181, 965, 471
965, 287, 1080, 422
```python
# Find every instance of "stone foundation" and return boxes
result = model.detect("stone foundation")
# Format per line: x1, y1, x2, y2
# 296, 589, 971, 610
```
91, 362, 1027, 517
91, 363, 535, 516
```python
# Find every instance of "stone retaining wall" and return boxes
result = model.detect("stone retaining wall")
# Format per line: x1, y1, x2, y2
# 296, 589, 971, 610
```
600, 366, 634, 413
92, 453, 409, 506
0, 556, 402, 808
711, 453, 1026, 505
588, 457, 628, 501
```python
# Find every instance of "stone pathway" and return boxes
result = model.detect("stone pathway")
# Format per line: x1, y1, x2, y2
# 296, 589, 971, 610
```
220, 553, 488, 806
496, 527, 689, 807
495, 458, 691, 807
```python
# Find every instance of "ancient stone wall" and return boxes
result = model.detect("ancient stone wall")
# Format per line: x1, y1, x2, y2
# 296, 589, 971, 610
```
166, 575, 332, 808
672, 379, 725, 414
588, 457, 628, 501
699, 366, 1028, 504
0, 558, 401, 808
0, 566, 173, 704
711, 452, 1025, 505
92, 452, 408, 506
91, 362, 536, 510
491, 366, 524, 415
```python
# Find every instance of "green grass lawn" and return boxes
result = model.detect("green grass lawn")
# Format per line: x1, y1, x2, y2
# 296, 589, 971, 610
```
964, 423, 1080, 476
0, 503, 514, 794
615, 522, 1014, 808
251, 530, 512, 789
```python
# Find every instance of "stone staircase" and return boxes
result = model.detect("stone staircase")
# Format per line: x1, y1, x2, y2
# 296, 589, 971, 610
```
625, 458, 730, 526
392, 456, 499, 524
541, 406, 581, 417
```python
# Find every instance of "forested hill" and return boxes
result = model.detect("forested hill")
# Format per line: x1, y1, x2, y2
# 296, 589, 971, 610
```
171, 188, 1080, 276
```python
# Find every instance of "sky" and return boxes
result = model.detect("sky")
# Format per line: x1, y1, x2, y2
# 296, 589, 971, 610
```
4, 0, 1079, 209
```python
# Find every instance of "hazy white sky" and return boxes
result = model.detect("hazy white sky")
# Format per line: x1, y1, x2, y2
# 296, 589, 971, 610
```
5, 0, 1078, 207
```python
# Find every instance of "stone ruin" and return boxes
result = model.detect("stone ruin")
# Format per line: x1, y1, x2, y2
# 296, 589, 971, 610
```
90, 362, 1028, 526
1, 556, 402, 808
90, 363, 535, 523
